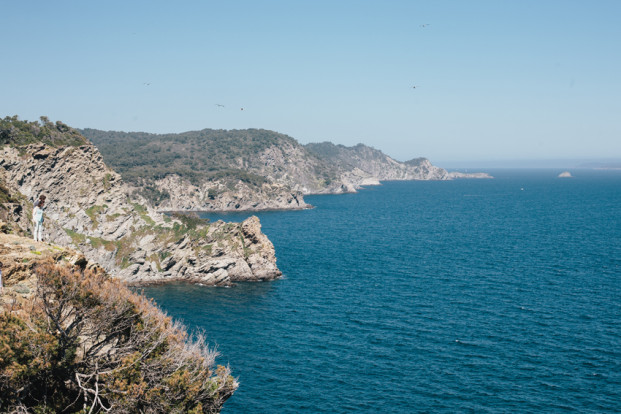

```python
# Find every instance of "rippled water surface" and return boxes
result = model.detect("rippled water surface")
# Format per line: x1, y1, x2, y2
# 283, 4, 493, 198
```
142, 170, 621, 413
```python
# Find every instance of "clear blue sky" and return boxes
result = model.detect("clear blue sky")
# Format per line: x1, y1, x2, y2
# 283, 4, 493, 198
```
2, 0, 620, 165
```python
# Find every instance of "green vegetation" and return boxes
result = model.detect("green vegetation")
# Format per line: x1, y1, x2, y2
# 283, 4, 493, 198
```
139, 184, 171, 206
0, 116, 88, 148
131, 202, 155, 226
105, 212, 122, 221
64, 228, 86, 245
404, 157, 427, 166
82, 127, 298, 186
170, 212, 210, 231
88, 236, 116, 251
102, 172, 113, 190
147, 253, 163, 271
0, 260, 237, 413
110, 212, 214, 269
81, 127, 301, 206
85, 204, 107, 228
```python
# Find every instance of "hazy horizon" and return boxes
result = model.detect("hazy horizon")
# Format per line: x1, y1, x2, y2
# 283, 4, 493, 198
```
433, 158, 621, 170
2, 1, 620, 163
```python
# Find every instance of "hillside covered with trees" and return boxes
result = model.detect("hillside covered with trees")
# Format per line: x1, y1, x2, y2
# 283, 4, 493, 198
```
1, 116, 87, 148
82, 127, 451, 210
82, 128, 308, 186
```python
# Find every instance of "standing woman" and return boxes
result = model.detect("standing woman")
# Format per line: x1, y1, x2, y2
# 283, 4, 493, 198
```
33, 195, 46, 242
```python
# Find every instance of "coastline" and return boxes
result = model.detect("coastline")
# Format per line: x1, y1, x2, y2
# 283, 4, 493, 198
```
157, 174, 494, 214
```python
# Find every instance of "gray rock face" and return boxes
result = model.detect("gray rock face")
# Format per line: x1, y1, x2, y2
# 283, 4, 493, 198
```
152, 175, 310, 212
145, 142, 454, 211
304, 142, 451, 192
0, 143, 281, 285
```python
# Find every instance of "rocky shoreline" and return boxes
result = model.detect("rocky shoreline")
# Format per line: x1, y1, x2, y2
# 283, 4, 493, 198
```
1, 118, 493, 288
0, 142, 282, 287
83, 128, 493, 213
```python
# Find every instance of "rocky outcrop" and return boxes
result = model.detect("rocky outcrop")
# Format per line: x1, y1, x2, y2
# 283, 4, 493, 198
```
0, 143, 281, 286
304, 142, 451, 192
0, 230, 98, 311
152, 175, 309, 212
0, 229, 237, 413
142, 142, 455, 208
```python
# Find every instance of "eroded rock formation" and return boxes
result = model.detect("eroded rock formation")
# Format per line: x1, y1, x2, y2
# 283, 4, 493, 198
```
0, 143, 281, 285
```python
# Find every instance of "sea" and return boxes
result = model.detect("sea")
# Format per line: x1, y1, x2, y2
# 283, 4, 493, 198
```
141, 169, 621, 413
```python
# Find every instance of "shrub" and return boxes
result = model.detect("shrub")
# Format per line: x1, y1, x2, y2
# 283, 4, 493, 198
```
170, 212, 210, 231
0, 260, 237, 413
0, 116, 88, 147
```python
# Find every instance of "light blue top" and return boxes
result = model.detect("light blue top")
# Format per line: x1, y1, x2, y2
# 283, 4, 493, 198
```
33, 206, 44, 223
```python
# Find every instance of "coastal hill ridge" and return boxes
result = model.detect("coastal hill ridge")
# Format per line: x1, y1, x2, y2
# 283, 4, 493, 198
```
82, 127, 491, 211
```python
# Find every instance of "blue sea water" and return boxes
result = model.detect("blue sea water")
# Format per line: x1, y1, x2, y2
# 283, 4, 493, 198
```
141, 169, 621, 413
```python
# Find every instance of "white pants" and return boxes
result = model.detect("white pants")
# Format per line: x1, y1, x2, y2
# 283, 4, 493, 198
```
34, 221, 43, 242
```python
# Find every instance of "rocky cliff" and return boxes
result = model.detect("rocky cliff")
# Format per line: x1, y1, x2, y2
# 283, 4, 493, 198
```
305, 142, 451, 186
152, 174, 309, 212
0, 119, 281, 285
83, 127, 491, 212
0, 231, 237, 413
82, 127, 317, 212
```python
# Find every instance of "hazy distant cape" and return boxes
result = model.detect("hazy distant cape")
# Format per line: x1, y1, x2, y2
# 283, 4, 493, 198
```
82, 128, 491, 212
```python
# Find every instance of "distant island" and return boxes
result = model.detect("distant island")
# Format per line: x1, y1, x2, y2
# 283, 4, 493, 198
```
81, 128, 492, 212
558, 171, 573, 178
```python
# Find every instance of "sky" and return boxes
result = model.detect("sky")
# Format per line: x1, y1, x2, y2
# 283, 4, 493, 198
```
2, 0, 620, 166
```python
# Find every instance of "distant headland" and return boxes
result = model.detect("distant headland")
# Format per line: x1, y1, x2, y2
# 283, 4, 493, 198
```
81, 128, 492, 212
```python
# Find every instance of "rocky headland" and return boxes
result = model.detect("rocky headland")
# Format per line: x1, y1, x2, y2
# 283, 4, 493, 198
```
82, 128, 493, 212
1, 117, 281, 286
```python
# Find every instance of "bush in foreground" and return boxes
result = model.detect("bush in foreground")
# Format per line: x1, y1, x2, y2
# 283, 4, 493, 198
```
0, 260, 237, 413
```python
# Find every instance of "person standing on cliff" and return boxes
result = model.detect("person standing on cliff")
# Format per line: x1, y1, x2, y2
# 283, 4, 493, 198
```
32, 195, 46, 242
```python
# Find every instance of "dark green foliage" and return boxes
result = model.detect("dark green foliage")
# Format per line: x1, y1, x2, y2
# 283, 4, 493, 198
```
170, 212, 210, 231
140, 184, 171, 206
404, 157, 428, 166
306, 141, 367, 171
81, 127, 351, 196
0, 116, 88, 148
81, 128, 297, 185
304, 141, 347, 160
209, 169, 268, 187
